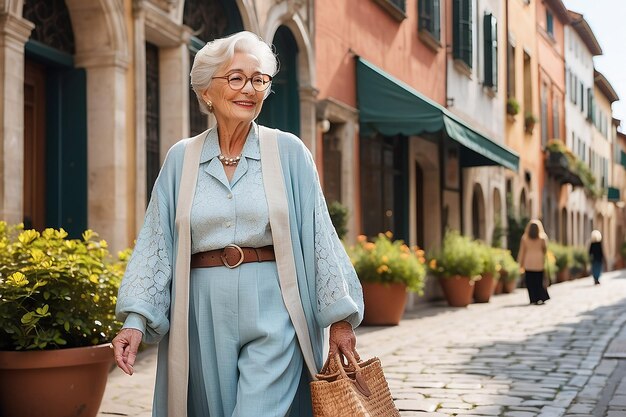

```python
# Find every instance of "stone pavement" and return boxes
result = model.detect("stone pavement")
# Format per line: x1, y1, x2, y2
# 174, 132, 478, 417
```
98, 269, 626, 417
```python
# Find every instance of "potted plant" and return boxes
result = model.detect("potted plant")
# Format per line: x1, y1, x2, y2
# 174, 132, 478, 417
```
328, 200, 349, 240
474, 243, 499, 303
497, 249, 521, 293
571, 247, 590, 278
506, 97, 520, 116
429, 230, 482, 307
0, 223, 127, 417
524, 112, 537, 134
548, 242, 572, 282
347, 232, 426, 325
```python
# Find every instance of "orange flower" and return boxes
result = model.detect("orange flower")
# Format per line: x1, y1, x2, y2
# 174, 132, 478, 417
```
376, 265, 389, 274
381, 255, 389, 263
418, 256, 426, 264
385, 231, 393, 239
401, 244, 410, 253
415, 249, 425, 257
364, 242, 376, 251
429, 259, 437, 269
357, 234, 367, 243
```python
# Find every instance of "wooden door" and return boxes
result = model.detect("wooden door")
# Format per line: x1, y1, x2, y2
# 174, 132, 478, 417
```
23, 59, 47, 231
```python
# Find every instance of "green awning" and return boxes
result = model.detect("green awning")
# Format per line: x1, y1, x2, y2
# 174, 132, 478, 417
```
608, 186, 621, 202
621, 151, 626, 168
356, 58, 519, 171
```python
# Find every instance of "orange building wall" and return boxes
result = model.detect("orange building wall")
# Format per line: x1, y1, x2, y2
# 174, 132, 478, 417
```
535, 0, 568, 199
505, 0, 542, 215
315, 0, 447, 107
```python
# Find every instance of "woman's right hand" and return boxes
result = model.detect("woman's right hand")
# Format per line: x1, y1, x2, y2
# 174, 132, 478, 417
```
112, 328, 143, 375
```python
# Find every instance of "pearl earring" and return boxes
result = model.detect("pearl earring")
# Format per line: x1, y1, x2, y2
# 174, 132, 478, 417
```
206, 101, 213, 112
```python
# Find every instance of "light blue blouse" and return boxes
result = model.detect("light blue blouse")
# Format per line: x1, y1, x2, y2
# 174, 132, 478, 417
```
190, 125, 272, 253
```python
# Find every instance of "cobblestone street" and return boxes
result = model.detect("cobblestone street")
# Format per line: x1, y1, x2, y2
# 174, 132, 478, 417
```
99, 270, 626, 417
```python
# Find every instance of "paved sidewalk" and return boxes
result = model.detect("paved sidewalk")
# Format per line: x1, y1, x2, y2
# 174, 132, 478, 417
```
99, 269, 626, 416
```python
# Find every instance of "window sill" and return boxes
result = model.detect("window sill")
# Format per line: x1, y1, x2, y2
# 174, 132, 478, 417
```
483, 85, 497, 98
453, 59, 472, 79
371, 0, 407, 22
418, 29, 442, 52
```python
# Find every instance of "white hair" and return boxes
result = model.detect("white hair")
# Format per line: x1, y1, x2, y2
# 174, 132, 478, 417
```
591, 230, 602, 243
190, 31, 278, 115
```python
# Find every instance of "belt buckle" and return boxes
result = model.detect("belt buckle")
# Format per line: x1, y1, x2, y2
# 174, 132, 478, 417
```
221, 244, 244, 269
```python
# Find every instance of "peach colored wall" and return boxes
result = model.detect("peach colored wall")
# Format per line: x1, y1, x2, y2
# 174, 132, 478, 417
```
505, 0, 542, 216
315, 0, 446, 107
536, 0, 567, 202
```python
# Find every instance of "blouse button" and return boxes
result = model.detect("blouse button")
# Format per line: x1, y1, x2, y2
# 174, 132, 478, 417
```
225, 221, 232, 228
227, 193, 233, 199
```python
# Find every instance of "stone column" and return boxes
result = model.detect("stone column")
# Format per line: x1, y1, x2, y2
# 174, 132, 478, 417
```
159, 43, 190, 152
299, 85, 318, 156
0, 13, 33, 224
75, 56, 130, 251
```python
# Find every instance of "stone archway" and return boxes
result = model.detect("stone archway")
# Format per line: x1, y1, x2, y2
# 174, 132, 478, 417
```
471, 184, 486, 241
62, 0, 130, 250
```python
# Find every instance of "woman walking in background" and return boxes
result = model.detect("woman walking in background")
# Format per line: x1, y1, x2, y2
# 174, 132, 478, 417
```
589, 230, 606, 285
517, 219, 551, 305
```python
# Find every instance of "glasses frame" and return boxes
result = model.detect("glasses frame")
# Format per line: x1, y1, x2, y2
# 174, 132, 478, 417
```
211, 72, 273, 92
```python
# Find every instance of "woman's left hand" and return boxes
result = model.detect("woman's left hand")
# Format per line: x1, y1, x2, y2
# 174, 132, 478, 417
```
329, 320, 359, 362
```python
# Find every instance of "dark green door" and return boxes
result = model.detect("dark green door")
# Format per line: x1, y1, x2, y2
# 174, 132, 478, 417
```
257, 26, 300, 136
45, 67, 88, 238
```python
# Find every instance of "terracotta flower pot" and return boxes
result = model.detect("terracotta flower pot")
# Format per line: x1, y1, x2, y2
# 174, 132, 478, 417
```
494, 279, 503, 295
502, 279, 517, 293
361, 282, 407, 326
474, 273, 495, 303
439, 275, 474, 307
0, 344, 114, 417
556, 268, 570, 283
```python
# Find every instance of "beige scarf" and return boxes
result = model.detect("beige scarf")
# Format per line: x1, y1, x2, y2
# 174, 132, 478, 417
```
167, 126, 317, 416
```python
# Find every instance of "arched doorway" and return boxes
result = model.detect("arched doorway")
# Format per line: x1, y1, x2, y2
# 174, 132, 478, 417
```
184, 0, 244, 137
23, 0, 87, 237
471, 184, 486, 241
257, 25, 300, 135
561, 207, 568, 244
492, 188, 503, 247
519, 189, 527, 218
415, 162, 425, 247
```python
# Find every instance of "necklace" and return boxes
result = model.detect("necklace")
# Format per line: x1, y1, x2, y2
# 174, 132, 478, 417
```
218, 154, 242, 166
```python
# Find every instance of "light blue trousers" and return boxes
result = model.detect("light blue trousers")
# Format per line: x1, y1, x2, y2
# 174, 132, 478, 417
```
187, 261, 304, 417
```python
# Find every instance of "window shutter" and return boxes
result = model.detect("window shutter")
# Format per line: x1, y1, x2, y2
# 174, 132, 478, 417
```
433, 0, 440, 40
453, 0, 461, 59
483, 14, 497, 88
461, 0, 472, 67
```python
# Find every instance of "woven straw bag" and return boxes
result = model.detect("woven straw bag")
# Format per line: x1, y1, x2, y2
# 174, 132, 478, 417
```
310, 354, 400, 417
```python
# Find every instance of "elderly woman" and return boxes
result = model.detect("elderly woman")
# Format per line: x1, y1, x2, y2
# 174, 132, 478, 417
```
517, 219, 551, 305
112, 31, 364, 417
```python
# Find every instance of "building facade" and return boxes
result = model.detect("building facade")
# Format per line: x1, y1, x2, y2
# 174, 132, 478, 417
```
2, 0, 315, 251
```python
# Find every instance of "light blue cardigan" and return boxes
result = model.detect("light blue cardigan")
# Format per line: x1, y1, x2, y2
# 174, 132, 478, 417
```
116, 125, 364, 416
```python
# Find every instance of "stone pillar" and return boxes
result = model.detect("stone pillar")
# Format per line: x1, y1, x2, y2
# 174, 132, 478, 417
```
299, 85, 318, 156
0, 13, 33, 224
159, 43, 190, 152
75, 57, 130, 251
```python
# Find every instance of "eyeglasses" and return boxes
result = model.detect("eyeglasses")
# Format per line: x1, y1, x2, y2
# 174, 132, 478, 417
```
211, 72, 273, 92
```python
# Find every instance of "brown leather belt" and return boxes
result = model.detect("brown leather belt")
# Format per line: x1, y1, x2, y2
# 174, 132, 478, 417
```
190, 244, 275, 269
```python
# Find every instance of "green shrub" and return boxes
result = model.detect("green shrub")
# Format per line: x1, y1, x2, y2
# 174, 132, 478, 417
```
477, 242, 499, 277
548, 242, 572, 272
571, 247, 589, 271
0, 223, 127, 350
429, 230, 482, 280
328, 201, 349, 240
346, 232, 426, 294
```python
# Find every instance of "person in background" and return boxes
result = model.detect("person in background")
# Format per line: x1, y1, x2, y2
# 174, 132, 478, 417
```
589, 230, 606, 285
517, 219, 551, 305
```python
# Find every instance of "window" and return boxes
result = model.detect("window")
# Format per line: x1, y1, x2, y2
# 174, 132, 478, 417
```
453, 0, 473, 68
572, 75, 577, 105
587, 88, 594, 122
546, 10, 554, 37
506, 40, 515, 97
579, 82, 584, 112
483, 13, 497, 89
552, 96, 559, 139
373, 0, 407, 20
419, 0, 441, 40
541, 85, 548, 145
146, 42, 160, 203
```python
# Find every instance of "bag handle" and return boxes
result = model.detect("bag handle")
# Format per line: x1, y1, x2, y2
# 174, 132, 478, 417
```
322, 352, 372, 398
